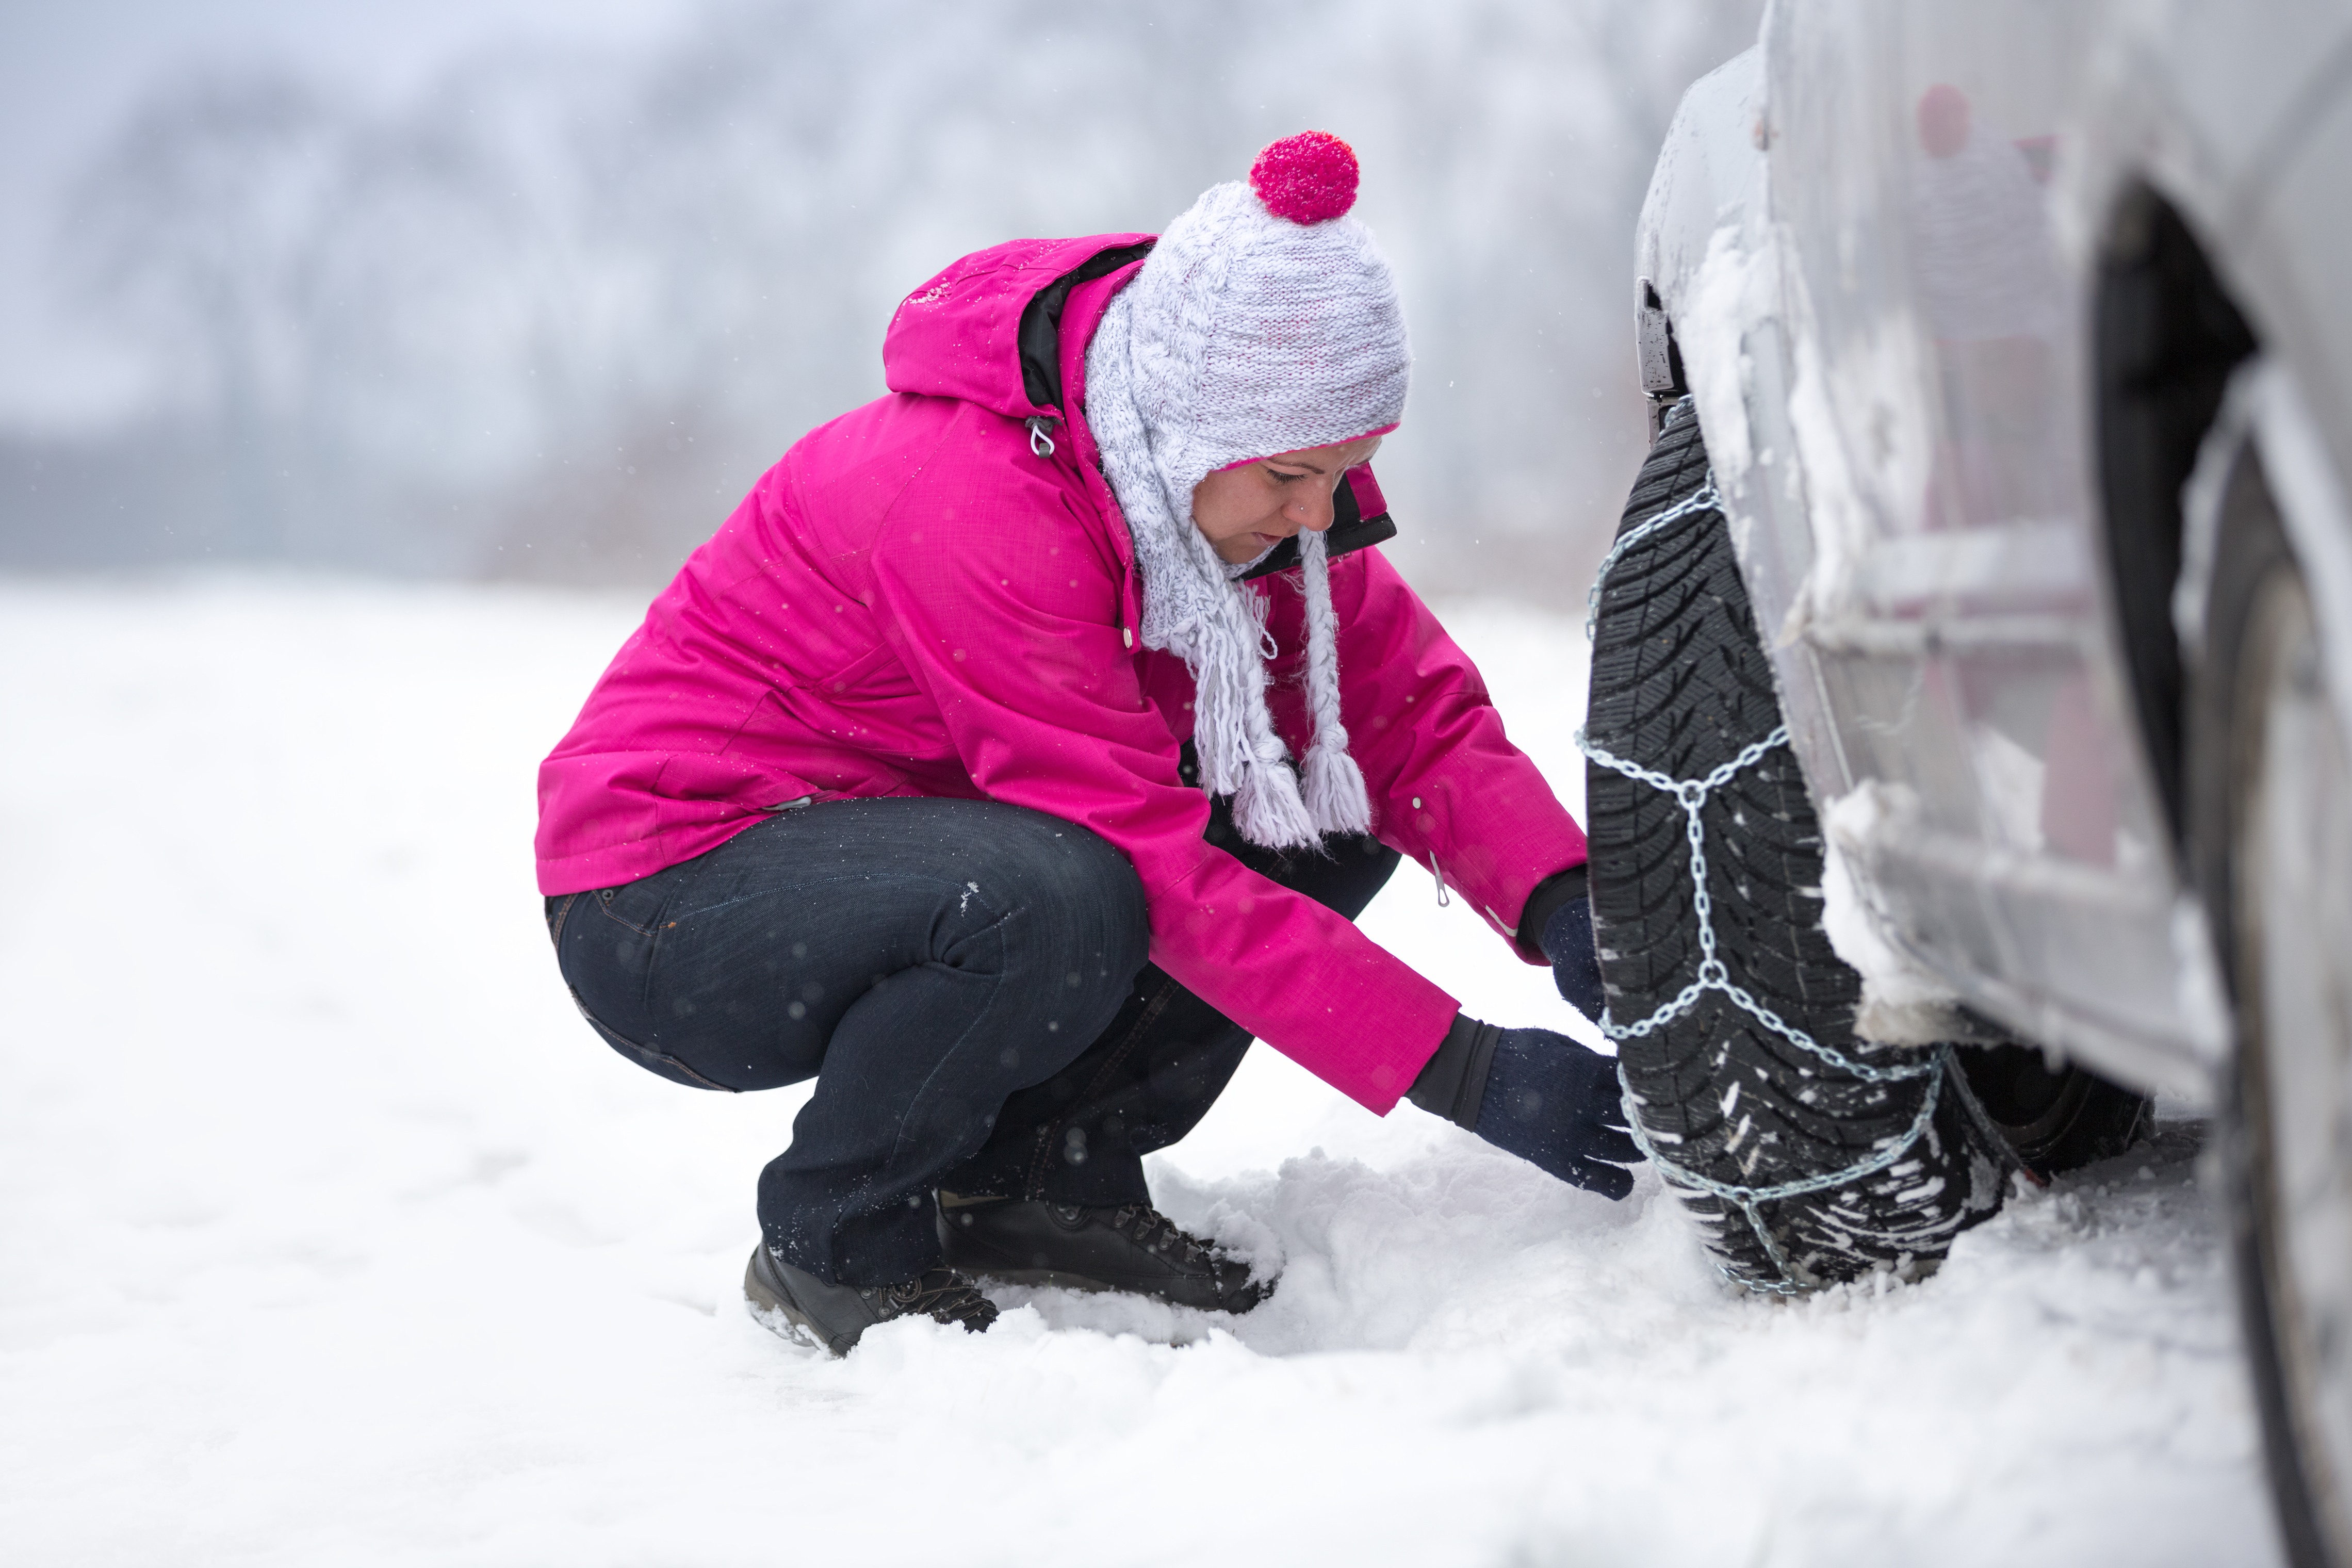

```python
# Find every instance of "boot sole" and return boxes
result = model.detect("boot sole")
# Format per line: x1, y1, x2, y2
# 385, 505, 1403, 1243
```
954, 1260, 1274, 1315
741, 1248, 841, 1357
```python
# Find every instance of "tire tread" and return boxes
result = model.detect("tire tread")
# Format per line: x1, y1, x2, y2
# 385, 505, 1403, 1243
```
1586, 405, 2005, 1286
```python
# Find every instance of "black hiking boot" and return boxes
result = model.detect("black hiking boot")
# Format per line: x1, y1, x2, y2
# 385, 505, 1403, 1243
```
936, 1192, 1274, 1313
743, 1243, 997, 1357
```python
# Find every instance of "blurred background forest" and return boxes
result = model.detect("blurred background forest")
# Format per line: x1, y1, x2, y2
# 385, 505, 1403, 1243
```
0, 0, 1759, 603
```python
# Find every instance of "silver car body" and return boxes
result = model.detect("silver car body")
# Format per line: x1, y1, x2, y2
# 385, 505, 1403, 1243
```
1635, 0, 2352, 1102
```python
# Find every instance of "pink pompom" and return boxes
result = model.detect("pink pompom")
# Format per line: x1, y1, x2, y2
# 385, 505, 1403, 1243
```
1249, 131, 1360, 224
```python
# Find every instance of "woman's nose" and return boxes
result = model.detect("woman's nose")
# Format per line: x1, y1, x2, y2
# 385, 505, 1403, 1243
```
1287, 479, 1338, 533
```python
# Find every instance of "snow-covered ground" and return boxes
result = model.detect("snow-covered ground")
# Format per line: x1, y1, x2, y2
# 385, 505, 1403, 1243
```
0, 577, 2278, 1566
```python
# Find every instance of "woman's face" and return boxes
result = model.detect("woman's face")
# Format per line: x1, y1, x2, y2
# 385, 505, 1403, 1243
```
1188, 434, 1385, 565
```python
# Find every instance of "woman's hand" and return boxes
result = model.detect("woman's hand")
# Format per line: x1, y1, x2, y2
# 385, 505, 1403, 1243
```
1474, 1025, 1641, 1198
1408, 1015, 1642, 1199
1539, 893, 1607, 1027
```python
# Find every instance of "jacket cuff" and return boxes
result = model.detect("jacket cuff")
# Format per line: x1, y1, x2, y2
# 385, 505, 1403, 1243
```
1515, 862, 1590, 963
1405, 1012, 1505, 1130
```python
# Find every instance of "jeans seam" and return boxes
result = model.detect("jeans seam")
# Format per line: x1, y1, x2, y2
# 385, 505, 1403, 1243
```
546, 892, 580, 949
645, 1048, 738, 1093
878, 884, 1015, 1181
556, 891, 734, 1094
837, 878, 1049, 1277
1024, 974, 1178, 1199
568, 986, 741, 1093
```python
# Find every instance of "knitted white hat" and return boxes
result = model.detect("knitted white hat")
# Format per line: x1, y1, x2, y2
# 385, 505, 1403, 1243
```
1085, 132, 1411, 848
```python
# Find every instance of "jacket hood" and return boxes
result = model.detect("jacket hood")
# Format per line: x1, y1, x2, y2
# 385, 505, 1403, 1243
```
883, 233, 1155, 419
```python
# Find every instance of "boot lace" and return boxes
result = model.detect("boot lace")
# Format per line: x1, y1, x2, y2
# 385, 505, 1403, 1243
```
880, 1267, 998, 1329
1106, 1204, 1215, 1268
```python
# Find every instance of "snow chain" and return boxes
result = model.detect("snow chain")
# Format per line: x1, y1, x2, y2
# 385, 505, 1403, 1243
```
1578, 465, 1951, 1295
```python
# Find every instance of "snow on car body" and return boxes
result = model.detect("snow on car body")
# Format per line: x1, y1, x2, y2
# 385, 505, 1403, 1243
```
1624, 3, 2352, 1562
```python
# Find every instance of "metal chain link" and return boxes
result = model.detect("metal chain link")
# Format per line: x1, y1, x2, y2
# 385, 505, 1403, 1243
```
1580, 449, 1947, 1293
1578, 729, 1936, 1086
1585, 476, 1723, 644
1616, 1052, 1953, 1293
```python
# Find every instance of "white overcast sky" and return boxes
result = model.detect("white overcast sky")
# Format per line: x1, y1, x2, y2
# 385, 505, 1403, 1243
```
0, 0, 691, 431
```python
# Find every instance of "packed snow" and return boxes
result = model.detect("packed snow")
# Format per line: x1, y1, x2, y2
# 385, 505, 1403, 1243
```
0, 577, 2279, 1566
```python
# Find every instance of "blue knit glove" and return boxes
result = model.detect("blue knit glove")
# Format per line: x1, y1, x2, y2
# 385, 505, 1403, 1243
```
1409, 1016, 1640, 1200
1478, 1025, 1640, 1198
1540, 894, 1606, 1026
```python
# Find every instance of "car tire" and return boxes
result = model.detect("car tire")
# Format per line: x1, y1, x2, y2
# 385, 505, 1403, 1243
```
2190, 433, 2352, 1568
1954, 1042, 2151, 1180
1583, 399, 2009, 1291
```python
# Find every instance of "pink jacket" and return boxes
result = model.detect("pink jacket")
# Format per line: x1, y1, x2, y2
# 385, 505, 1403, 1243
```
536, 234, 1588, 1111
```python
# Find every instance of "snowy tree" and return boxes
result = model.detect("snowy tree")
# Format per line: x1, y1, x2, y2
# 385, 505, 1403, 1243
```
25, 0, 1760, 590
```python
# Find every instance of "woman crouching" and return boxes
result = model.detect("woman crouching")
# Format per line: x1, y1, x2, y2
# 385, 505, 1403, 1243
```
536, 133, 1636, 1355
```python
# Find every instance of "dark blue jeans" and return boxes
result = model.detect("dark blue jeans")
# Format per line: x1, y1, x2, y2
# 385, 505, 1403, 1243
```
547, 794, 1398, 1284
